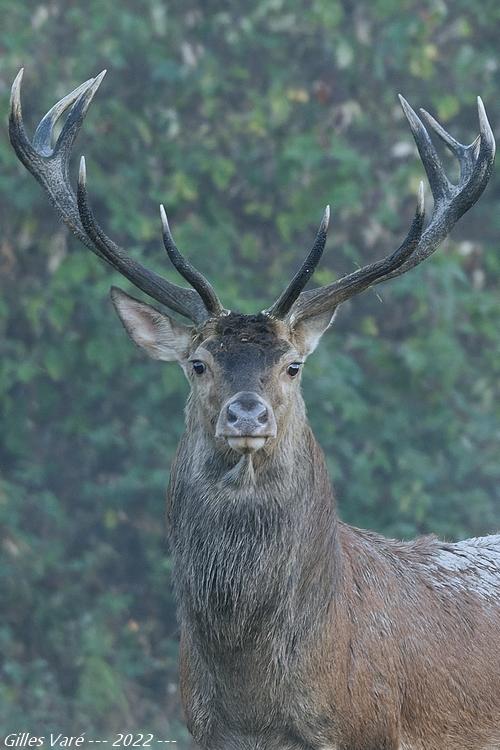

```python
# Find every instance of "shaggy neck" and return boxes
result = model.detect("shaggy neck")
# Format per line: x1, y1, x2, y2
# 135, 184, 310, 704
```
167, 398, 341, 659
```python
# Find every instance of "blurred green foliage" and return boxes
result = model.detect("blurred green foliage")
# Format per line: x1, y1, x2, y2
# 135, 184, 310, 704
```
0, 0, 499, 744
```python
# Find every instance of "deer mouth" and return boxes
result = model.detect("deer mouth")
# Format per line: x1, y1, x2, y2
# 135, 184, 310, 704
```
225, 436, 269, 454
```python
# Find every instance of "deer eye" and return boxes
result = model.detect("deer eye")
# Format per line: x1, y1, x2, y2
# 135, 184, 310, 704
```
191, 360, 206, 375
286, 362, 302, 377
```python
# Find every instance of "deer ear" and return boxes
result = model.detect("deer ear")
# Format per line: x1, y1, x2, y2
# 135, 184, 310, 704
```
291, 309, 338, 356
110, 287, 193, 362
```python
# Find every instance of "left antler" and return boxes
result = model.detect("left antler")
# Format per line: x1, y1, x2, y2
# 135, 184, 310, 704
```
9, 69, 223, 324
268, 96, 495, 323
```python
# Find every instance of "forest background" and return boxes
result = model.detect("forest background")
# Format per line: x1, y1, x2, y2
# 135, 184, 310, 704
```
1, 1, 499, 746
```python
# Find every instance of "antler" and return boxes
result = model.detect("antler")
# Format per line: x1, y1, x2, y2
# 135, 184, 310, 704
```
159, 204, 224, 317
270, 96, 495, 324
9, 69, 222, 324
10, 75, 495, 326
265, 205, 330, 319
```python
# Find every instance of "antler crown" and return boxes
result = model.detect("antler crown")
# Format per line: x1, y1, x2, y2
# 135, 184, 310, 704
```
9, 70, 495, 326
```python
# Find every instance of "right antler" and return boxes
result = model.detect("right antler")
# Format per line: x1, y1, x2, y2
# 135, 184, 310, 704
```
9, 69, 222, 323
267, 95, 495, 323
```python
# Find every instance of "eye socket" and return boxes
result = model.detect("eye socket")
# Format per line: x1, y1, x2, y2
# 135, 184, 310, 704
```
191, 360, 206, 376
286, 362, 302, 378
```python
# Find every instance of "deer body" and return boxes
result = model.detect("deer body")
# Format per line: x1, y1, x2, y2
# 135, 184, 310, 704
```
167, 330, 500, 750
9, 72, 499, 750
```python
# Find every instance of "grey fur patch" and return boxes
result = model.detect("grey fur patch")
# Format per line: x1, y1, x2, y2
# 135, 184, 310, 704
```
432, 534, 500, 599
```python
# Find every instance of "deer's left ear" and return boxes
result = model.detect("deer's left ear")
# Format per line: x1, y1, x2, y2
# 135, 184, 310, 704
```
110, 287, 193, 362
291, 309, 338, 356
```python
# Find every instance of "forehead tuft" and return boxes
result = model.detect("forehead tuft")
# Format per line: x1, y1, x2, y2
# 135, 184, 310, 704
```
196, 313, 291, 366
214, 312, 283, 346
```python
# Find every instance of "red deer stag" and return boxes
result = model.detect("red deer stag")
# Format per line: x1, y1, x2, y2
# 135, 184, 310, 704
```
9, 70, 500, 750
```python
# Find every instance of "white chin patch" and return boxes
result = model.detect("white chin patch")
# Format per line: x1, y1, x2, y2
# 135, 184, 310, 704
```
227, 436, 267, 454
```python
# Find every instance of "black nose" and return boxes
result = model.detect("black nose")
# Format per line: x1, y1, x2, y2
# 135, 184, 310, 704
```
216, 391, 276, 439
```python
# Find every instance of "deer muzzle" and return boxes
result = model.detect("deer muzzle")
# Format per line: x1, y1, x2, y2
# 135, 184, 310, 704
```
216, 391, 277, 454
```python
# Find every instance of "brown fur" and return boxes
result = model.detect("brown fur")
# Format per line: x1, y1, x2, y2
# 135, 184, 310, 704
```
108, 298, 500, 749
159, 315, 500, 750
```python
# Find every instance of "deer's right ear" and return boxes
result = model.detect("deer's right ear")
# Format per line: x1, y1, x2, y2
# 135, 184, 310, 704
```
110, 287, 193, 363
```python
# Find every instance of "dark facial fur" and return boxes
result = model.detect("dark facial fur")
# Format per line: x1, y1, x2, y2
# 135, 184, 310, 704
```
199, 313, 292, 390
185, 313, 305, 455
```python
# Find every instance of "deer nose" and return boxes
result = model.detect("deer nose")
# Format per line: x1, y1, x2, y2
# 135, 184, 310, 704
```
226, 396, 268, 426
216, 391, 277, 452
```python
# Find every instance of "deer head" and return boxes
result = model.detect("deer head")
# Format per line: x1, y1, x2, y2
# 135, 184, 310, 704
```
9, 70, 495, 457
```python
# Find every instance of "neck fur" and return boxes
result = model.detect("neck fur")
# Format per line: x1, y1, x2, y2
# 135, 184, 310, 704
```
167, 399, 340, 661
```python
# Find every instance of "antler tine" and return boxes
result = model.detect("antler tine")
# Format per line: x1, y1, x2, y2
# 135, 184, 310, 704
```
290, 184, 425, 322
418, 108, 465, 158
265, 205, 330, 319
33, 77, 98, 157
461, 97, 496, 204
10, 69, 41, 166
160, 205, 225, 317
398, 96, 452, 204
76, 159, 208, 322
286, 95, 495, 324
54, 71, 107, 167
9, 70, 213, 324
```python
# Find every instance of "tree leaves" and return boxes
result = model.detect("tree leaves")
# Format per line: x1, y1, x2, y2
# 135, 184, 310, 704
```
0, 0, 499, 741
